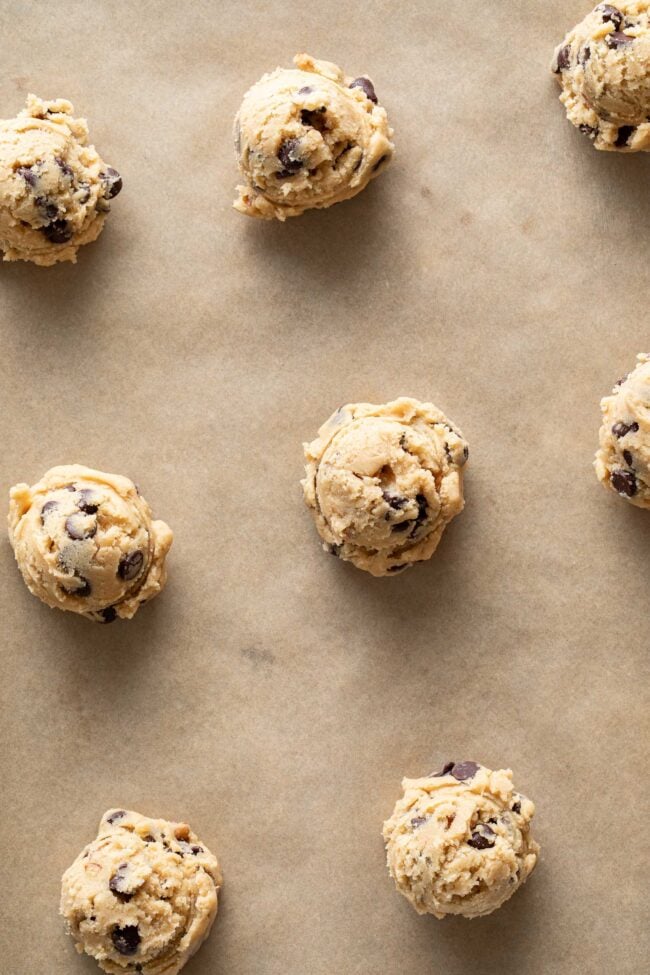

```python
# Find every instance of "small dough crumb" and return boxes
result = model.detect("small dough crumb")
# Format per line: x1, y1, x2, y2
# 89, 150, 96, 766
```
233, 54, 394, 220
595, 352, 650, 506
383, 762, 539, 919
0, 94, 122, 264
552, 3, 650, 151
302, 397, 467, 576
60, 809, 221, 975
8, 465, 172, 622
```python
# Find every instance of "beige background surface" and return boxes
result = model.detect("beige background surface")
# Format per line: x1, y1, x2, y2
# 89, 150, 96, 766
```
0, 1, 648, 973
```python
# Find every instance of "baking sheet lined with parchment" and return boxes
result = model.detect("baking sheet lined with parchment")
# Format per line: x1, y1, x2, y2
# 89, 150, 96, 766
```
0, 2, 648, 973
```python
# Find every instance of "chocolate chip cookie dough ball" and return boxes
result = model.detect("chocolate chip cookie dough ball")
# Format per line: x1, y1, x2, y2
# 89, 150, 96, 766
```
383, 762, 539, 919
0, 94, 122, 265
302, 398, 467, 576
61, 809, 222, 975
595, 353, 650, 506
552, 3, 650, 150
233, 53, 394, 220
8, 465, 172, 622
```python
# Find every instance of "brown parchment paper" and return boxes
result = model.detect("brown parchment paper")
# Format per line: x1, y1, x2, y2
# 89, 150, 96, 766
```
0, 2, 649, 973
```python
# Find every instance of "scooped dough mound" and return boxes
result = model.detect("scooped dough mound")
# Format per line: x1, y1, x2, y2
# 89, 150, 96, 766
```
0, 94, 122, 265
8, 465, 173, 622
302, 398, 467, 576
383, 762, 539, 919
60, 809, 221, 975
595, 352, 650, 506
233, 53, 394, 219
552, 3, 650, 150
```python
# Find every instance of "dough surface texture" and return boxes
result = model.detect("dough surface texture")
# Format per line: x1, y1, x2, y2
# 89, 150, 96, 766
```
302, 397, 467, 576
595, 352, 650, 506
60, 809, 221, 975
0, 94, 122, 264
383, 762, 539, 919
552, 3, 650, 150
8, 465, 172, 622
234, 53, 394, 219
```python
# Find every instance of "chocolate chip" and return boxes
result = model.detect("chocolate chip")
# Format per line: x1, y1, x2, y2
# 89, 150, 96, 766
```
101, 607, 117, 624
410, 816, 427, 828
615, 125, 636, 147
55, 156, 74, 179
277, 138, 302, 174
612, 421, 639, 438
109, 863, 134, 901
462, 445, 469, 463
579, 124, 597, 138
579, 45, 591, 65
41, 499, 58, 523
35, 196, 59, 221
297, 86, 314, 95
42, 219, 72, 244
382, 492, 407, 510
301, 108, 328, 132
326, 543, 342, 557
623, 450, 633, 466
512, 801, 521, 814
597, 4, 623, 28
65, 513, 97, 540
607, 31, 633, 49
16, 165, 37, 187
615, 374, 629, 387
450, 761, 480, 781
77, 489, 99, 514
611, 469, 637, 497
191, 845, 203, 854
118, 550, 144, 581
106, 810, 127, 824
409, 494, 428, 537
143, 834, 155, 842
433, 762, 455, 777
467, 824, 496, 850
349, 77, 378, 103
78, 182, 91, 204
111, 925, 140, 956
555, 45, 571, 72
392, 521, 411, 532
61, 576, 92, 598
101, 167, 123, 199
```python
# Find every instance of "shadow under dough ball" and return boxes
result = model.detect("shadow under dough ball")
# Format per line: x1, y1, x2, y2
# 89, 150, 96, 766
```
302, 397, 468, 577
8, 464, 173, 622
0, 94, 122, 265
60, 809, 222, 975
383, 762, 539, 919
233, 53, 394, 220
595, 352, 650, 506
552, 2, 650, 150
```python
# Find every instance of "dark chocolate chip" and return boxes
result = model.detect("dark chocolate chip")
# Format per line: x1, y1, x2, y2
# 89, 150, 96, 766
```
35, 196, 59, 221
451, 761, 480, 781
301, 108, 328, 132
512, 801, 521, 814
191, 845, 203, 854
623, 450, 633, 466
89, 915, 96, 922
61, 576, 92, 598
349, 77, 378, 103
77, 489, 99, 514
101, 606, 117, 624
579, 124, 597, 138
65, 513, 97, 540
611, 469, 637, 497
462, 445, 469, 462
106, 810, 127, 824
101, 167, 123, 199
42, 219, 72, 244
41, 499, 58, 523
118, 550, 145, 582
409, 494, 428, 537
612, 421, 639, 438
277, 138, 302, 174
55, 156, 74, 179
607, 31, 634, 49
382, 491, 408, 510
467, 824, 496, 850
297, 86, 314, 95
392, 521, 411, 532
111, 924, 140, 956
615, 374, 629, 387
615, 125, 636, 147
410, 816, 427, 828
16, 165, 37, 187
109, 863, 134, 901
579, 45, 591, 65
433, 762, 455, 777
597, 4, 623, 29
555, 45, 571, 72
143, 834, 155, 842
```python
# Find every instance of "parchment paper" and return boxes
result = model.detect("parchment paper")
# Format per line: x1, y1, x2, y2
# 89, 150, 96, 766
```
1, 2, 648, 973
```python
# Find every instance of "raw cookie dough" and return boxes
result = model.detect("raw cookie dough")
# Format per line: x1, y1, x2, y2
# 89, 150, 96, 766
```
595, 352, 650, 506
552, 3, 650, 150
233, 53, 394, 220
61, 809, 221, 975
8, 465, 173, 622
383, 762, 539, 919
302, 398, 467, 576
0, 94, 122, 265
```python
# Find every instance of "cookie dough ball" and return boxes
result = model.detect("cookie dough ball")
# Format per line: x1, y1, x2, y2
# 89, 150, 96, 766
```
595, 353, 650, 506
383, 762, 539, 919
233, 53, 394, 220
61, 809, 222, 975
552, 3, 650, 150
0, 94, 122, 265
302, 398, 467, 576
8, 465, 173, 622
